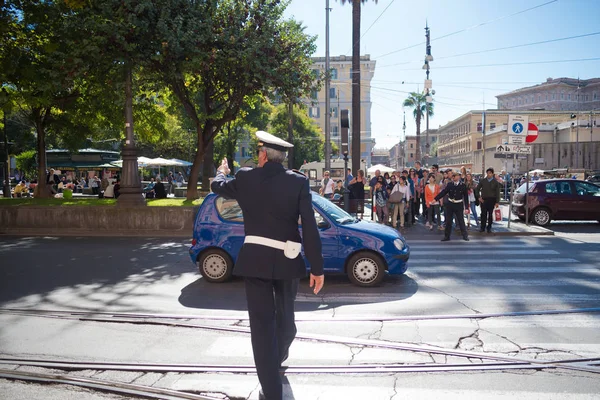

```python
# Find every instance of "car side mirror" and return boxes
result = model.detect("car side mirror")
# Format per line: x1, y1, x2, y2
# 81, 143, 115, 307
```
317, 220, 330, 229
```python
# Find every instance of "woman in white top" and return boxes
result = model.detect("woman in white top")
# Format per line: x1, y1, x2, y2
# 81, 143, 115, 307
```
390, 176, 412, 229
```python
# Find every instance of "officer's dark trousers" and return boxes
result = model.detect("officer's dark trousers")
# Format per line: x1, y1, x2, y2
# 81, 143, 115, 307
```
444, 202, 468, 239
244, 277, 299, 400
480, 197, 496, 231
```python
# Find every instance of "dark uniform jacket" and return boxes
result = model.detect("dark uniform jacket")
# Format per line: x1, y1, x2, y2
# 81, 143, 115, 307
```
211, 162, 324, 280
475, 178, 501, 203
434, 180, 469, 208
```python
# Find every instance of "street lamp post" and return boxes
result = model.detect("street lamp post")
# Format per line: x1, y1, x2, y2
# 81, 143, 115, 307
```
423, 23, 433, 162
118, 63, 145, 206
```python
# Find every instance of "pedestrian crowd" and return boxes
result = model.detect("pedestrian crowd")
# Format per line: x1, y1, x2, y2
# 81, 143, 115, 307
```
321, 162, 504, 241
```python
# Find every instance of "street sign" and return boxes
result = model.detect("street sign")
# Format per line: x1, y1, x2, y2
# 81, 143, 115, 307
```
508, 115, 529, 135
494, 153, 516, 159
508, 136, 526, 145
526, 122, 539, 143
496, 144, 532, 154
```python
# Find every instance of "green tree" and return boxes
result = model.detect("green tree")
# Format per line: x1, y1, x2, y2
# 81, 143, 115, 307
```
269, 104, 324, 170
403, 92, 434, 164
339, 0, 377, 174
213, 96, 273, 174
0, 0, 87, 197
145, 0, 318, 199
15, 149, 37, 181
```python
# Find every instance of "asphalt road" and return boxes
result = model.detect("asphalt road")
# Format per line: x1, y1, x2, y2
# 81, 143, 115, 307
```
1, 231, 599, 399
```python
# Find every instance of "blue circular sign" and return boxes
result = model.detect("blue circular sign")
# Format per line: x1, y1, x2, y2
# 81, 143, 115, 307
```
512, 122, 524, 134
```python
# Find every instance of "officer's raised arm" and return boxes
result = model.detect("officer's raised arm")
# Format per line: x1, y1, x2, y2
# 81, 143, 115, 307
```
211, 157, 238, 199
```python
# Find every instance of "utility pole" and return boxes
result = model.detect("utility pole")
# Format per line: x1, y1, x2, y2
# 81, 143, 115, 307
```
402, 111, 406, 169
481, 110, 486, 175
324, 0, 331, 171
423, 23, 433, 160
576, 78, 580, 168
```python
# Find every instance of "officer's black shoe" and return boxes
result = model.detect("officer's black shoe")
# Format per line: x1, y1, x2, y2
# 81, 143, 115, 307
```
479, 228, 485, 233
487, 229, 492, 233
258, 389, 266, 400
441, 237, 450, 242
463, 237, 470, 241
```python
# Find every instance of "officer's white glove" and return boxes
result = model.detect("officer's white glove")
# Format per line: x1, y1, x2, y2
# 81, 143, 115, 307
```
217, 157, 230, 176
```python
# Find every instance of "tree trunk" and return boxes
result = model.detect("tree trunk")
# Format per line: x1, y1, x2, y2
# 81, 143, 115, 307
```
415, 112, 421, 165
34, 110, 49, 198
2, 111, 10, 198
226, 124, 235, 175
288, 102, 294, 170
351, 0, 362, 175
186, 122, 204, 200
203, 140, 214, 189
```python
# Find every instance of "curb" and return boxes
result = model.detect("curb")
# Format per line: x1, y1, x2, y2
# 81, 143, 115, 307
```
0, 229, 192, 238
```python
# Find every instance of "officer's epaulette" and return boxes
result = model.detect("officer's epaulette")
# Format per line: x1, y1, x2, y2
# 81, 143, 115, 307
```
292, 169, 306, 177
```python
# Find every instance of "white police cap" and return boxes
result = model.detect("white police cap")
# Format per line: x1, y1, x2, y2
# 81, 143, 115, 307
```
256, 130, 293, 152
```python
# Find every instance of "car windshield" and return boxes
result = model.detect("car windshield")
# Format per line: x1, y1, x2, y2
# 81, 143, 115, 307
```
515, 182, 536, 194
311, 193, 357, 224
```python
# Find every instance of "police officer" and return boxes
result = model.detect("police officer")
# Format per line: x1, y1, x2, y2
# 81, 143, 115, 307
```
211, 130, 325, 400
434, 171, 470, 241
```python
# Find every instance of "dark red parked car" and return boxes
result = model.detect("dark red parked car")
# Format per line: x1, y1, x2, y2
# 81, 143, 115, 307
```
511, 179, 600, 226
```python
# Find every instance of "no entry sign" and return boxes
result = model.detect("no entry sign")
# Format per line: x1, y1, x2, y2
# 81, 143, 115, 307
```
526, 122, 538, 143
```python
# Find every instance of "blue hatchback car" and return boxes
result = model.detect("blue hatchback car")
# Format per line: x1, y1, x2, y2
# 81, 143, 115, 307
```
189, 192, 410, 287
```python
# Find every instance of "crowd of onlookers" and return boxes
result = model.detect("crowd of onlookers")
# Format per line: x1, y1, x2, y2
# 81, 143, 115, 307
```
321, 162, 511, 235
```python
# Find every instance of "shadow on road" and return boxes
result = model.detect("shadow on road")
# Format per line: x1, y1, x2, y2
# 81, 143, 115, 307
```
178, 273, 419, 312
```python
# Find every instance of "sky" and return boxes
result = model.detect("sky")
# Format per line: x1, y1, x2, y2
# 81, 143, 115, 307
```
283, 0, 600, 149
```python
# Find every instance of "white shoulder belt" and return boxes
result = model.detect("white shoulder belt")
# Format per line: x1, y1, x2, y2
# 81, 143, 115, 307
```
244, 235, 302, 259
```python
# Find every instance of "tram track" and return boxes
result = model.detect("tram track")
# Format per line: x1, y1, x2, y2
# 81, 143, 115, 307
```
2, 308, 600, 374
0, 367, 222, 400
1, 356, 599, 374
2, 306, 600, 322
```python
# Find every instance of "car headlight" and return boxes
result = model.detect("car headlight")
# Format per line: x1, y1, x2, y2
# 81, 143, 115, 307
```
394, 238, 405, 251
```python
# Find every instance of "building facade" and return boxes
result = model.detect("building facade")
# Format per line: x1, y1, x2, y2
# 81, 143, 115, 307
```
437, 110, 599, 175
497, 77, 600, 112
307, 55, 376, 167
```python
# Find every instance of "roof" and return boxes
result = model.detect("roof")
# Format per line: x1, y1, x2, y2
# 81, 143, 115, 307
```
46, 148, 120, 155
496, 77, 600, 98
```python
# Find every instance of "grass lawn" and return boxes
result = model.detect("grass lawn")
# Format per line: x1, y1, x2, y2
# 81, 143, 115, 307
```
0, 197, 203, 207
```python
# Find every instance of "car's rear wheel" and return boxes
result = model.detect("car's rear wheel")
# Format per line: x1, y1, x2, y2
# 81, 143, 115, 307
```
532, 207, 552, 227
198, 249, 233, 283
346, 251, 386, 287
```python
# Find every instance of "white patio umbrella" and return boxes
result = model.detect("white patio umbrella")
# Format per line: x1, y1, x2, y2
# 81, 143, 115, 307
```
112, 156, 152, 168
169, 158, 193, 167
367, 164, 395, 174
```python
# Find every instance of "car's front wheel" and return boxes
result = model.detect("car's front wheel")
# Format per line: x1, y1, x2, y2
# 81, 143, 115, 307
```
346, 251, 386, 287
532, 207, 552, 227
198, 249, 233, 283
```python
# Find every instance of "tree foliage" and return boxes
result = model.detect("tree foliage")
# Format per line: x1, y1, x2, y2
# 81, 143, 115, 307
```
403, 92, 434, 164
269, 104, 323, 170
143, 0, 318, 199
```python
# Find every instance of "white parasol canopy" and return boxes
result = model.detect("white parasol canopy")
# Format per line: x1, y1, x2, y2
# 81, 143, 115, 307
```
367, 164, 395, 174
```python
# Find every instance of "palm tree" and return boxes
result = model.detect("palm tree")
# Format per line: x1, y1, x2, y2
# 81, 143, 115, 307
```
403, 92, 434, 164
339, 0, 377, 174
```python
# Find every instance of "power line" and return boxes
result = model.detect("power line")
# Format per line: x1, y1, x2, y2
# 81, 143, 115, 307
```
377, 31, 600, 69
436, 31, 600, 60
375, 0, 559, 59
392, 57, 600, 71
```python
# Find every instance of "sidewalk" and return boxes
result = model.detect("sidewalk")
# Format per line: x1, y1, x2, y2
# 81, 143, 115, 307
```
363, 204, 553, 237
